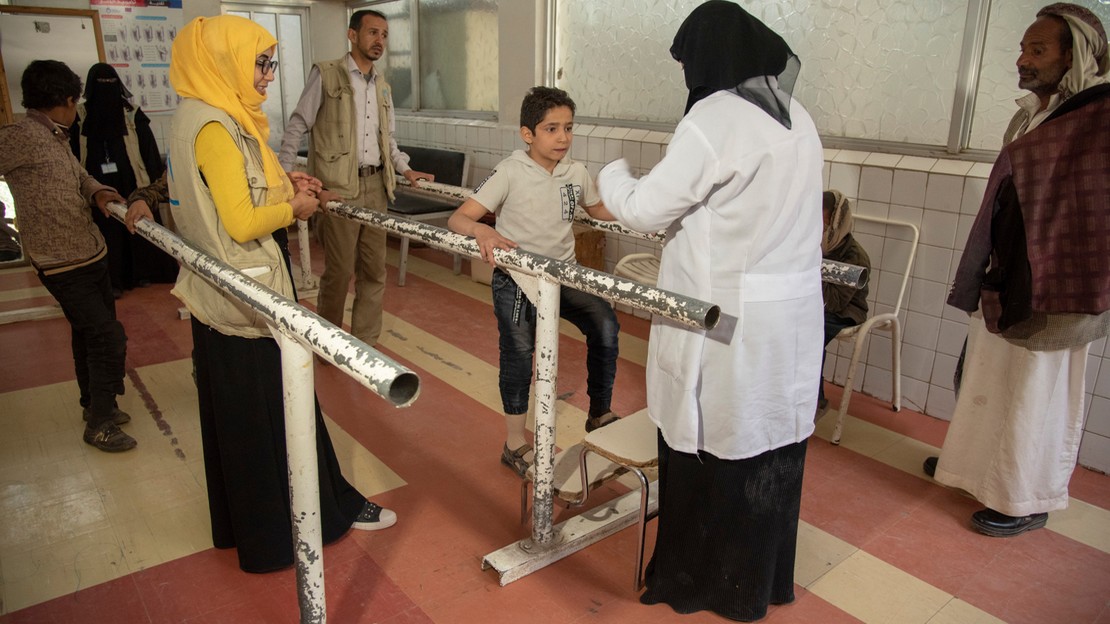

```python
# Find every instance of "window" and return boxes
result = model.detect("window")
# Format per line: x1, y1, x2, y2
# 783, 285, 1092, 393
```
351, 0, 498, 115
553, 0, 1110, 156
223, 5, 310, 152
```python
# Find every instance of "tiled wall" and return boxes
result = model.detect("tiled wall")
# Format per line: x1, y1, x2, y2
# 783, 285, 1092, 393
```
393, 114, 1110, 474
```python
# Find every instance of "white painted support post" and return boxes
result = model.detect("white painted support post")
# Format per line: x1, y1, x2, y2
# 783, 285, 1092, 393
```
277, 331, 326, 624
527, 276, 561, 547
296, 219, 319, 294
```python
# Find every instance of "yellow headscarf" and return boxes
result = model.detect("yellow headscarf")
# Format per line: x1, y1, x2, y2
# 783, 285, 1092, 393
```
170, 15, 285, 188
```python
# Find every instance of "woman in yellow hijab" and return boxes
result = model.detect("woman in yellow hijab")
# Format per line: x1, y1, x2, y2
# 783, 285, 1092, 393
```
167, 15, 396, 575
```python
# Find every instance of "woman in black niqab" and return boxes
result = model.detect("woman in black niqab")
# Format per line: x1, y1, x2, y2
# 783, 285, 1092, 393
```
70, 63, 175, 293
670, 0, 799, 128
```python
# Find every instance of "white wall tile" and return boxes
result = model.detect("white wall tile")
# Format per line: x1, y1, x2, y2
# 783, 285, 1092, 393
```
1089, 337, 1107, 357
902, 377, 929, 412
903, 311, 941, 350
604, 138, 623, 162
866, 333, 894, 371
587, 137, 604, 163
1094, 355, 1110, 398
898, 156, 937, 172
931, 353, 958, 390
571, 137, 587, 161
1085, 354, 1101, 397
887, 205, 923, 241
961, 177, 987, 215
1086, 396, 1110, 437
881, 238, 914, 274
858, 167, 893, 203
863, 153, 902, 167
920, 210, 959, 248
901, 343, 936, 382
907, 279, 947, 317
930, 159, 974, 176
937, 319, 968, 357
833, 150, 870, 164
924, 174, 964, 213
862, 366, 894, 402
927, 383, 956, 420
1077, 431, 1110, 472
822, 162, 831, 189
955, 214, 976, 251
829, 163, 861, 198
913, 244, 953, 284
640, 143, 661, 168
891, 170, 928, 207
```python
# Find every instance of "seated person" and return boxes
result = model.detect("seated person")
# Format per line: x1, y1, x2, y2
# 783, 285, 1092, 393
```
819, 190, 870, 410
447, 86, 620, 478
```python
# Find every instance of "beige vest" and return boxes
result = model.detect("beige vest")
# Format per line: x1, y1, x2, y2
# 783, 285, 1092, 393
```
167, 98, 294, 339
76, 103, 152, 189
309, 58, 396, 200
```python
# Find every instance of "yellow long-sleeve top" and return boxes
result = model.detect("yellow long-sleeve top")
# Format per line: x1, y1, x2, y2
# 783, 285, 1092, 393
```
196, 122, 293, 243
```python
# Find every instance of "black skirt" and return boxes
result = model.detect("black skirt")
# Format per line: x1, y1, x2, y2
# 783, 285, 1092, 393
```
640, 432, 807, 622
191, 317, 367, 573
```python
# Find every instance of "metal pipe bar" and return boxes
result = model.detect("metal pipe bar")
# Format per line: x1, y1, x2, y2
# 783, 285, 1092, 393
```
821, 259, 869, 290
107, 202, 420, 407
327, 200, 720, 331
108, 202, 421, 623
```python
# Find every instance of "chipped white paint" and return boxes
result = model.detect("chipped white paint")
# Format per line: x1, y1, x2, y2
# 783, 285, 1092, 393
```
530, 276, 561, 545
278, 330, 326, 624
327, 201, 720, 331
296, 219, 319, 292
821, 259, 869, 290
107, 202, 419, 624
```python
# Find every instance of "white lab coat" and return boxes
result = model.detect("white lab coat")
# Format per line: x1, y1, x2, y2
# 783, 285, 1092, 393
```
599, 90, 824, 460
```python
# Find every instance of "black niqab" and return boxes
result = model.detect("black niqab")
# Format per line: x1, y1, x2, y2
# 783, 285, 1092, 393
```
670, 1, 799, 128
82, 63, 133, 139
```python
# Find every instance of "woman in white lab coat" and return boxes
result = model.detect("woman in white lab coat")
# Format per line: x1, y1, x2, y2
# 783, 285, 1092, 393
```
597, 2, 824, 620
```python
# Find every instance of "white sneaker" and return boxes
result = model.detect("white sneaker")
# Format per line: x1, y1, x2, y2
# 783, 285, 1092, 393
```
352, 501, 397, 531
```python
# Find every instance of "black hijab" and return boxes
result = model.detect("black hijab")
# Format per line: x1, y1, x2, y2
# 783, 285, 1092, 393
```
670, 1, 799, 128
82, 63, 133, 139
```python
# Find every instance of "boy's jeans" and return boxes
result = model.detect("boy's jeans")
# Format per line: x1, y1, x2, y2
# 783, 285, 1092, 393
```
491, 268, 619, 416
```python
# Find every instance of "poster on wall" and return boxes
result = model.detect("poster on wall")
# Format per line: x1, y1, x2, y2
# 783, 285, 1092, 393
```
90, 0, 182, 113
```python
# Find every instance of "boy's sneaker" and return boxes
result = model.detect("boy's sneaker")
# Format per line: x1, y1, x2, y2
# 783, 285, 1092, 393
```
352, 501, 397, 531
83, 422, 138, 453
83, 407, 132, 426
585, 411, 620, 433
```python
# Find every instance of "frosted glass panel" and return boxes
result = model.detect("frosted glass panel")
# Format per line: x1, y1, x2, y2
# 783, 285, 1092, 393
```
374, 1, 414, 110
556, 0, 968, 145
969, 1, 1110, 150
418, 0, 498, 112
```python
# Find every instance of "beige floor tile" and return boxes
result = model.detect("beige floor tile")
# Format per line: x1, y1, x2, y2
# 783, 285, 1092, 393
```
926, 598, 1007, 624
112, 517, 168, 573
0, 489, 111, 551
99, 468, 206, 522
809, 550, 952, 624
813, 411, 905, 459
324, 414, 406, 497
1047, 498, 1110, 555
0, 457, 94, 511
871, 436, 941, 480
0, 526, 128, 613
794, 521, 858, 588
144, 498, 214, 564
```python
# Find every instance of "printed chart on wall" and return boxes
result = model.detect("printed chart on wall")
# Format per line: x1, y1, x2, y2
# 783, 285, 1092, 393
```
91, 0, 182, 113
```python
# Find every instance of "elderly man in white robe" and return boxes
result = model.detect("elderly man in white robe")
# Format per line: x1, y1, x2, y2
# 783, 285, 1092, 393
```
925, 3, 1110, 538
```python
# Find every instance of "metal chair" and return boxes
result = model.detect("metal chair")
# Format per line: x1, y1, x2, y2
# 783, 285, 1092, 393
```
827, 214, 919, 445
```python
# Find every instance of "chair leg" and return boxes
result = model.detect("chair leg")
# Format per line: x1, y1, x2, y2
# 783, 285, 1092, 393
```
890, 319, 903, 412
452, 254, 462, 275
567, 447, 592, 508
633, 468, 650, 591
398, 237, 411, 287
834, 334, 869, 445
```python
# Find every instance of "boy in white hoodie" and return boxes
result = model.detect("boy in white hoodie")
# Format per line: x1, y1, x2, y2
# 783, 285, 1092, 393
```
448, 86, 620, 478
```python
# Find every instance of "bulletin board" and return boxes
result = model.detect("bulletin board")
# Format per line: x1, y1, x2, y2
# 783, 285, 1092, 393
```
0, 7, 104, 125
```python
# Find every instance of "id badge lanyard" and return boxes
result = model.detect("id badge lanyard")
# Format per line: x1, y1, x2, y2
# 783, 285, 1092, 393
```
101, 142, 118, 175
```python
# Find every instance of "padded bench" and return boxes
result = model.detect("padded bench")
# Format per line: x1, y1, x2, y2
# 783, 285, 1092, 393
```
391, 145, 470, 286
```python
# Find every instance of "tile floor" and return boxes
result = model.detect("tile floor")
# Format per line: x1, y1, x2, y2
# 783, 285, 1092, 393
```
0, 239, 1108, 624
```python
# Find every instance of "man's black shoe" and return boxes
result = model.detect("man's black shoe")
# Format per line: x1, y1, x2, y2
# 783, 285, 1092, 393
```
971, 508, 1048, 537
923, 456, 938, 478
83, 407, 131, 426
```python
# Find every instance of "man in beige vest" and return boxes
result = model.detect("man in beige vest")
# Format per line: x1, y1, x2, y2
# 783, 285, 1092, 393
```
279, 9, 432, 346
